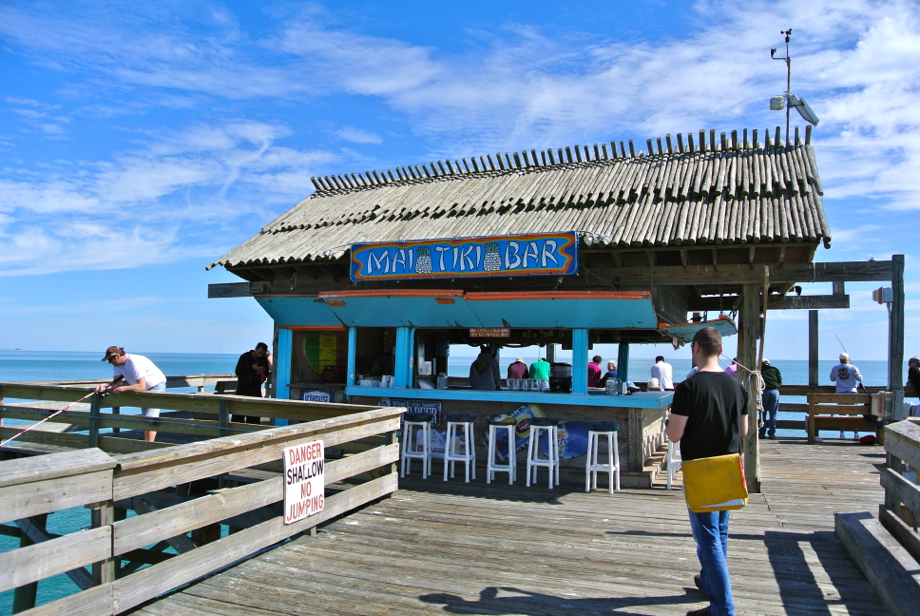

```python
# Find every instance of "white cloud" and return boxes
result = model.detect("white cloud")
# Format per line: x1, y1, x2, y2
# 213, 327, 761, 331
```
333, 126, 382, 145
0, 119, 338, 276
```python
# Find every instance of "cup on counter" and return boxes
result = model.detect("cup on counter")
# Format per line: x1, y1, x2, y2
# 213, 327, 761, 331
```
509, 378, 519, 390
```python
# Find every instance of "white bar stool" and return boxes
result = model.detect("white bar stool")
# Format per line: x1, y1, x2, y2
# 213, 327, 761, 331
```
526, 417, 560, 488
585, 421, 620, 494
486, 415, 517, 484
400, 413, 433, 479
444, 413, 477, 482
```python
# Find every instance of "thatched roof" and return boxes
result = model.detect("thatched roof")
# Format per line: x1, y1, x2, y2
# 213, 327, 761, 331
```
210, 127, 830, 271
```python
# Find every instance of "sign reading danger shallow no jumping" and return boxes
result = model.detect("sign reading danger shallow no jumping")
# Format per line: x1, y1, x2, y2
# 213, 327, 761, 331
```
283, 440, 325, 525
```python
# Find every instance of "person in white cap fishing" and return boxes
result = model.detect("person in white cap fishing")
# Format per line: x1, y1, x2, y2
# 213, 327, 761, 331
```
829, 352, 862, 439
96, 346, 166, 442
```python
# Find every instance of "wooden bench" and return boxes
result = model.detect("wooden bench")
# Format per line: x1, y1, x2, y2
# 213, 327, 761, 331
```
806, 392, 881, 444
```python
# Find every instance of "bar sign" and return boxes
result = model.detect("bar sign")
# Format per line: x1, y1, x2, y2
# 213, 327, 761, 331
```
469, 328, 510, 338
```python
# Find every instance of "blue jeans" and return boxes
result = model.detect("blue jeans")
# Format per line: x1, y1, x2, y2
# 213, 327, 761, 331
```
688, 510, 734, 616
760, 389, 780, 437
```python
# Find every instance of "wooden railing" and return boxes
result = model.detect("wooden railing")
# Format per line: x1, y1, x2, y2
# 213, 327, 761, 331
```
0, 403, 403, 615
835, 420, 920, 616
0, 383, 383, 455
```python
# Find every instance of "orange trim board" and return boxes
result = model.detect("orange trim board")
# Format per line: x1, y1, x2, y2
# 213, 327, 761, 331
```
464, 291, 652, 301
318, 289, 465, 299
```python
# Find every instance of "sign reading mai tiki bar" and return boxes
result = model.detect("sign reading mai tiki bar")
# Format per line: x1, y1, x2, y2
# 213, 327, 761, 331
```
349, 232, 579, 281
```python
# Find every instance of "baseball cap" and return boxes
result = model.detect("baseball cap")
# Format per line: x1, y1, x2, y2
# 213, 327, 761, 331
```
909, 356, 920, 365
516, 357, 524, 362
839, 352, 849, 362
101, 346, 125, 361
762, 359, 770, 365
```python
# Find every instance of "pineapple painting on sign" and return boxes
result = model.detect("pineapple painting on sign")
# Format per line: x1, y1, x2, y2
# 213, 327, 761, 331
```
350, 232, 579, 282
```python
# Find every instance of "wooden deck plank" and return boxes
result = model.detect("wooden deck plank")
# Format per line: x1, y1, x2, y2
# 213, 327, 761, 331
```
130, 438, 891, 616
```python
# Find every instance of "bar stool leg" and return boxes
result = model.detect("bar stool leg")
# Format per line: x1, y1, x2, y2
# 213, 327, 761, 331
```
526, 427, 535, 488
424, 422, 431, 479
552, 425, 560, 488
585, 431, 594, 492
444, 422, 452, 481
612, 431, 620, 493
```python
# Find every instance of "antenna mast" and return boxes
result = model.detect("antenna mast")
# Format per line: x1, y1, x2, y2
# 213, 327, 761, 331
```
771, 29, 793, 144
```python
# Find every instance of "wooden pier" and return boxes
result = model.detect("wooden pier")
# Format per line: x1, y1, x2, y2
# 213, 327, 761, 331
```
129, 437, 889, 616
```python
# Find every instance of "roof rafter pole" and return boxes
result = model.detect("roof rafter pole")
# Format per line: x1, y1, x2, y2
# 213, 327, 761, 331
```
688, 133, 695, 153
647, 139, 655, 156
666, 134, 673, 154
437, 161, 448, 175
731, 130, 739, 151
547, 149, 555, 165
628, 140, 635, 157
774, 127, 781, 153
565, 146, 574, 163
520, 151, 529, 167
620, 141, 627, 157
805, 124, 813, 145
470, 158, 480, 172
677, 133, 685, 154
371, 170, 382, 184
765, 130, 772, 149
480, 155, 489, 170
752, 129, 759, 150
699, 130, 707, 152
890, 253, 906, 419
710, 129, 717, 151
557, 147, 565, 163
386, 169, 397, 182
594, 144, 601, 160
601, 143, 610, 160
504, 152, 514, 168
720, 132, 728, 152
656, 138, 663, 155
531, 149, 539, 166
743, 128, 749, 150
419, 164, 430, 178
310, 177, 322, 191
583, 145, 591, 161
496, 154, 505, 170
794, 126, 801, 147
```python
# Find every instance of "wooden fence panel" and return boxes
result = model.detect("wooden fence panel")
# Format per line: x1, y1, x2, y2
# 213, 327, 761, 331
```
111, 473, 398, 613
0, 526, 111, 594
112, 414, 400, 500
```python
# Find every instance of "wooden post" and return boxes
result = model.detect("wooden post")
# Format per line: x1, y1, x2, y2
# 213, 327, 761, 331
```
890, 255, 906, 420
809, 310, 819, 388
617, 343, 630, 382
12, 514, 47, 613
218, 400, 229, 437
738, 283, 761, 493
88, 393, 101, 448
112, 406, 120, 435
91, 501, 116, 586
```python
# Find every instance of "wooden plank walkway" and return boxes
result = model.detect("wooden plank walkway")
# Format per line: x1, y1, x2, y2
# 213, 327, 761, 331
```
130, 437, 889, 616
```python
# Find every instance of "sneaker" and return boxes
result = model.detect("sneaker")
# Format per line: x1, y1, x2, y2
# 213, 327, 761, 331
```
686, 608, 714, 616
768, 434, 776, 440
758, 431, 766, 439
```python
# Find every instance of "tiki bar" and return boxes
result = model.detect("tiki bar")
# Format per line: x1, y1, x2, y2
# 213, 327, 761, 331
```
208, 126, 838, 487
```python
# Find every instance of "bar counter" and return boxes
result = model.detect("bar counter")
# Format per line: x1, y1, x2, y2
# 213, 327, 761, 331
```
347, 386, 673, 485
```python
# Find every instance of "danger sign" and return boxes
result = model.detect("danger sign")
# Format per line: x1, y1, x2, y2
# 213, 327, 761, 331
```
283, 440, 325, 525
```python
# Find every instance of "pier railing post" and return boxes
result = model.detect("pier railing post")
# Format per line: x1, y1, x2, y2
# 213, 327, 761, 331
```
88, 393, 101, 448
91, 500, 116, 586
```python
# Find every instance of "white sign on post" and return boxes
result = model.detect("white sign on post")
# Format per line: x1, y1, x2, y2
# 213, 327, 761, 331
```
283, 440, 325, 525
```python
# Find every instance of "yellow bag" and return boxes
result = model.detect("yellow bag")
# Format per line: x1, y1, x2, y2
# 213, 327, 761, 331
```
681, 452, 748, 513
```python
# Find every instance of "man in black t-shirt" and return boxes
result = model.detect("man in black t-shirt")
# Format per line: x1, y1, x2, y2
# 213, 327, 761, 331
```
232, 342, 271, 424
667, 327, 748, 616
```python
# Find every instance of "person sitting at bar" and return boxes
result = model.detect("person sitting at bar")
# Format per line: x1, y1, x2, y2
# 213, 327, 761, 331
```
588, 355, 604, 388
470, 345, 501, 390
508, 357, 529, 380
651, 355, 674, 390
529, 356, 550, 380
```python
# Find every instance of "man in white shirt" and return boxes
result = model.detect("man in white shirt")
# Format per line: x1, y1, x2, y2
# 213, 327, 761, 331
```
651, 356, 675, 390
96, 346, 167, 442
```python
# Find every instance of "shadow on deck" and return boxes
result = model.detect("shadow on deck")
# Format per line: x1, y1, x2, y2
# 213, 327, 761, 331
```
130, 437, 889, 616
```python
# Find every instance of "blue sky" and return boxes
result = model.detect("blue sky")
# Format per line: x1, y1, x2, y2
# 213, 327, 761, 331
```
1, 0, 918, 365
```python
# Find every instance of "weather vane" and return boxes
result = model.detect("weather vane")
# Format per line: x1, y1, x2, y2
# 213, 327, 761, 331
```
770, 28, 819, 144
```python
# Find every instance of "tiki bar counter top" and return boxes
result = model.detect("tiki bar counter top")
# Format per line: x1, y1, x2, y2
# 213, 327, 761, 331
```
209, 125, 833, 486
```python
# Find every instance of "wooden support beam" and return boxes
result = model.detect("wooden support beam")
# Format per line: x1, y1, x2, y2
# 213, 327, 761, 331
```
605, 259, 894, 286
689, 294, 850, 311
738, 284, 761, 493
208, 283, 253, 299
679, 249, 688, 267
809, 310, 819, 387
646, 251, 656, 267
891, 254, 906, 419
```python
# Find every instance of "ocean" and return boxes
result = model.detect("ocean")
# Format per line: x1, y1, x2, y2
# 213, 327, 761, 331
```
0, 350, 899, 613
